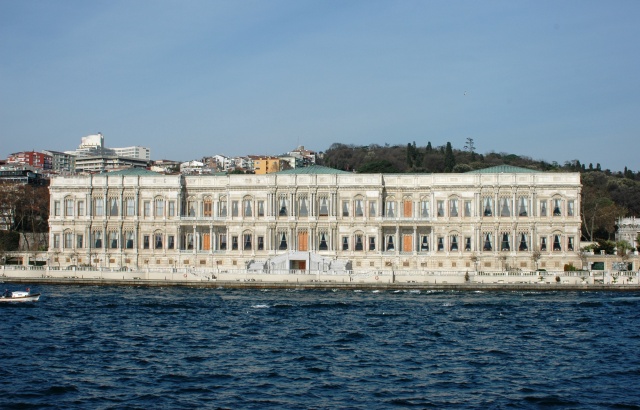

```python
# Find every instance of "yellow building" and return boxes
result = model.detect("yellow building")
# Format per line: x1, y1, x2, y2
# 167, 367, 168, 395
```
253, 157, 283, 174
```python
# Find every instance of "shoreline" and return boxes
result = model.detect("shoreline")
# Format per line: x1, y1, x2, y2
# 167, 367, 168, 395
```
3, 276, 640, 292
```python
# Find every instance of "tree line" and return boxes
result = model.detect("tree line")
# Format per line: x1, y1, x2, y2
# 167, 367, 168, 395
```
0, 182, 49, 253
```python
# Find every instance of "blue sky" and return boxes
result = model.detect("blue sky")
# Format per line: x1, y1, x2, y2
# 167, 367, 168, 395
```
1, 0, 639, 171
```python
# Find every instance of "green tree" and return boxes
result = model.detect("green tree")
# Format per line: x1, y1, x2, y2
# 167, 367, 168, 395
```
444, 142, 456, 172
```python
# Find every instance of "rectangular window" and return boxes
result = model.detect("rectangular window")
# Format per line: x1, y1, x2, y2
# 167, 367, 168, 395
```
483, 233, 492, 251
403, 200, 412, 217
355, 234, 363, 251
54, 201, 61, 216
553, 199, 562, 216
319, 198, 329, 217
518, 233, 528, 251
94, 231, 102, 248
499, 198, 511, 217
518, 197, 528, 217
53, 234, 60, 249
420, 200, 430, 218
244, 200, 252, 217
204, 200, 212, 217
386, 235, 395, 251
168, 201, 175, 217
449, 199, 458, 217
65, 232, 73, 248
231, 201, 239, 217
65, 199, 74, 217
257, 236, 264, 250
95, 199, 104, 216
109, 198, 118, 216
168, 235, 175, 249
342, 200, 349, 217
567, 200, 575, 217
319, 233, 328, 251
126, 199, 135, 216
279, 232, 288, 250
369, 201, 377, 217
155, 200, 164, 217
76, 234, 83, 249
464, 200, 471, 217
568, 236, 574, 251
386, 201, 395, 217
342, 236, 349, 251
232, 235, 238, 250
450, 235, 458, 251
110, 231, 118, 249
219, 234, 227, 250
155, 234, 163, 249
437, 237, 444, 251
437, 200, 445, 217
500, 233, 510, 251
369, 236, 376, 251
420, 235, 429, 251
540, 200, 547, 217
298, 198, 308, 217
464, 236, 471, 251
355, 200, 364, 217
541, 237, 547, 251
126, 232, 134, 249
219, 201, 227, 217
143, 235, 150, 249
77, 200, 85, 217
483, 197, 493, 217
279, 198, 288, 217
143, 201, 151, 217
257, 201, 265, 217
243, 234, 252, 250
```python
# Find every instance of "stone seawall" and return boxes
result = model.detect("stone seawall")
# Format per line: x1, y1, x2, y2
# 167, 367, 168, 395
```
2, 270, 640, 292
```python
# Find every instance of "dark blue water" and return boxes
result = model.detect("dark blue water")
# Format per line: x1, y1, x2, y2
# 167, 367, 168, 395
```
1, 286, 639, 409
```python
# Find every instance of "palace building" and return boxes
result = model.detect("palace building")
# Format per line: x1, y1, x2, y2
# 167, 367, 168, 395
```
48, 165, 582, 272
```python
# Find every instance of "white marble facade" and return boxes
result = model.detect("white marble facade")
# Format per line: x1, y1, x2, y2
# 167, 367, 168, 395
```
48, 166, 582, 272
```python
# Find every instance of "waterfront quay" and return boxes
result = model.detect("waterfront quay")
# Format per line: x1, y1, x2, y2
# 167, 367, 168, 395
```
2, 265, 639, 291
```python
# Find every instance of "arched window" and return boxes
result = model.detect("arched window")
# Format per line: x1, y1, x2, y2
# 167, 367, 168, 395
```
354, 232, 364, 251
518, 233, 528, 251
483, 197, 493, 217
501, 233, 510, 251
499, 198, 511, 217
243, 232, 252, 250
279, 196, 288, 217
203, 197, 212, 217
218, 197, 227, 217
450, 235, 458, 251
109, 198, 119, 216
298, 196, 308, 217
483, 233, 493, 251
319, 197, 329, 217
243, 197, 253, 217
318, 232, 328, 251
278, 231, 288, 250
449, 199, 458, 217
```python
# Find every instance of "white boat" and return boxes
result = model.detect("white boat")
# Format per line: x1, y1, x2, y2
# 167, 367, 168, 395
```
0, 288, 41, 303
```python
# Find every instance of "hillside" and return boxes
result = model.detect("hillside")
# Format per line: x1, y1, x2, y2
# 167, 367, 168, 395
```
320, 141, 640, 243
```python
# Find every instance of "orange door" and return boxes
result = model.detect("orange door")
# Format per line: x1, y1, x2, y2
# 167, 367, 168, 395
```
403, 201, 412, 217
298, 231, 308, 251
403, 235, 412, 252
202, 234, 210, 250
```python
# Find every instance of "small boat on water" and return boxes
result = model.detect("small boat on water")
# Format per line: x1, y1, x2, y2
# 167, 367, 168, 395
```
0, 288, 41, 303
